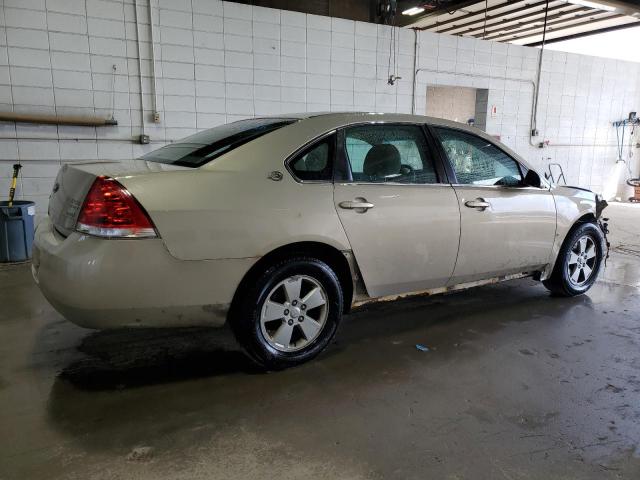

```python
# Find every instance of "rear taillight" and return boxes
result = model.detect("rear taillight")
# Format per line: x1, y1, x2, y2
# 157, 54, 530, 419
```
76, 176, 157, 238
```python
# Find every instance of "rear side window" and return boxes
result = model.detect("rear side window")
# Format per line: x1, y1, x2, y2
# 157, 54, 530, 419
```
288, 135, 334, 182
434, 127, 522, 187
343, 124, 438, 184
140, 118, 297, 167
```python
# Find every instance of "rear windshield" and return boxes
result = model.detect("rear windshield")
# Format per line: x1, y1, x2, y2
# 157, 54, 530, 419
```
140, 118, 297, 167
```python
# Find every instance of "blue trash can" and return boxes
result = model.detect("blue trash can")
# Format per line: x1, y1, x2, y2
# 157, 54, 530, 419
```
0, 200, 36, 263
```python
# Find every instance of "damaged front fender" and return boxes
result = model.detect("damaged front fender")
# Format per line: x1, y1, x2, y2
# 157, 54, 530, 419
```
595, 194, 608, 219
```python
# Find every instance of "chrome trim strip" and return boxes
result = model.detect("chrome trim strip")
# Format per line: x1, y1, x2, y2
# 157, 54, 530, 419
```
449, 184, 550, 191
336, 182, 452, 188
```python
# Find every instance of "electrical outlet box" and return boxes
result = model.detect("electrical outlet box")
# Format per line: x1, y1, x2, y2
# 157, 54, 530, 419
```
531, 129, 539, 136
138, 134, 150, 144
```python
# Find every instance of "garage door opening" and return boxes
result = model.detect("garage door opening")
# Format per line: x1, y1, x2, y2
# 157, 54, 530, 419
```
425, 86, 489, 131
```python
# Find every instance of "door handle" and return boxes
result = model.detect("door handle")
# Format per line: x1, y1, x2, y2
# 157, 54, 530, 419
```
464, 198, 490, 210
339, 199, 375, 212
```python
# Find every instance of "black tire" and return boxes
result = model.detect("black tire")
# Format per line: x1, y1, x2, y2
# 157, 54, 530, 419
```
230, 257, 344, 370
543, 222, 605, 296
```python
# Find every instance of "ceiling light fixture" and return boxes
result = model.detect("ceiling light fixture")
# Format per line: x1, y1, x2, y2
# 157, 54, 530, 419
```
567, 0, 616, 12
402, 6, 426, 15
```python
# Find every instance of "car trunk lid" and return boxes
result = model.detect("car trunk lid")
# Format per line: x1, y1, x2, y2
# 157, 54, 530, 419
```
48, 160, 188, 236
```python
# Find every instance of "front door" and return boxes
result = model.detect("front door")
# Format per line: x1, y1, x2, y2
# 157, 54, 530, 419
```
432, 126, 557, 284
333, 123, 460, 298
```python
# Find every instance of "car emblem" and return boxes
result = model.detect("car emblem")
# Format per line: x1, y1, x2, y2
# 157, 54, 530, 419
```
268, 171, 283, 181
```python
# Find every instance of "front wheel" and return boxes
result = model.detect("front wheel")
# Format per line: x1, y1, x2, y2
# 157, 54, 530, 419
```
230, 257, 344, 370
543, 222, 605, 296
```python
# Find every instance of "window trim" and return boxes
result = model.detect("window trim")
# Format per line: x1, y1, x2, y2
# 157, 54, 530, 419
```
428, 124, 536, 190
141, 118, 298, 168
421, 124, 451, 184
284, 130, 337, 184
336, 121, 445, 186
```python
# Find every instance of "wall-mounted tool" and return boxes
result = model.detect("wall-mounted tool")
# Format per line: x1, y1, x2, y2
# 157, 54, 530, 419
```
387, 74, 402, 85
613, 113, 640, 161
612, 113, 639, 201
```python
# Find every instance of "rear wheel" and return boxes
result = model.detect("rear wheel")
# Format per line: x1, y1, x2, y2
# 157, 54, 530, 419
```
543, 222, 605, 296
230, 257, 343, 370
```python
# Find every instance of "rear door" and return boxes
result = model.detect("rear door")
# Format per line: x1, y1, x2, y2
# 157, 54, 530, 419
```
333, 123, 460, 298
431, 126, 557, 284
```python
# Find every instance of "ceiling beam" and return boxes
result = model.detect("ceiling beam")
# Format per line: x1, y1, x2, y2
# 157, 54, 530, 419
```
480, 11, 623, 41
401, 0, 492, 27
522, 20, 640, 46
435, 1, 558, 33
486, 13, 625, 42
409, 0, 522, 30
471, 6, 592, 38
442, 4, 587, 36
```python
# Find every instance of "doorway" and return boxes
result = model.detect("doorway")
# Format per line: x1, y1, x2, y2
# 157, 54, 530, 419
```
425, 86, 488, 131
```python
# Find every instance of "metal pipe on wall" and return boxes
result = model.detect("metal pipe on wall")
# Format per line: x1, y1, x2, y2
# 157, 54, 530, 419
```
147, 0, 160, 121
0, 112, 117, 126
134, 0, 146, 137
531, 0, 550, 138
410, 28, 537, 136
415, 66, 538, 148
411, 29, 621, 149
411, 29, 419, 114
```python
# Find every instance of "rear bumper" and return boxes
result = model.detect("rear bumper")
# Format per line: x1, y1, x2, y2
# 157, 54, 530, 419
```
32, 218, 257, 329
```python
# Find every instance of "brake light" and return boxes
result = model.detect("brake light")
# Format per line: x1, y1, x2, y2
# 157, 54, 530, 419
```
76, 176, 157, 238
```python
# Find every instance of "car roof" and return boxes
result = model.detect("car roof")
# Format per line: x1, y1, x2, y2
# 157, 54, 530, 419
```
261, 112, 494, 139
261, 111, 451, 124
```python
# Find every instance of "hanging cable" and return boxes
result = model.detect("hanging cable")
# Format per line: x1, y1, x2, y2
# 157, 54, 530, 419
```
395, 14, 400, 77
539, 0, 550, 50
531, 0, 550, 137
615, 121, 625, 161
482, 0, 488, 39
387, 16, 394, 80
387, 7, 401, 85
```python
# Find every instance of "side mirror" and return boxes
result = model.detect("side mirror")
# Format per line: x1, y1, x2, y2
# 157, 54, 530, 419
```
524, 169, 542, 188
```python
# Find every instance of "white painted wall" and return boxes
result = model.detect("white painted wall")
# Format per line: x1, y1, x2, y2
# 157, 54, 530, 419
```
0, 0, 639, 217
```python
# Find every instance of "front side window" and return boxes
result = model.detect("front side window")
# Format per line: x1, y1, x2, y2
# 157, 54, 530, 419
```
288, 135, 334, 182
140, 118, 297, 168
343, 124, 438, 184
434, 127, 522, 187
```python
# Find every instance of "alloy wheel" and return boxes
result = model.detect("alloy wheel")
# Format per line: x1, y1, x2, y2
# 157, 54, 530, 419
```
259, 275, 329, 352
566, 234, 598, 287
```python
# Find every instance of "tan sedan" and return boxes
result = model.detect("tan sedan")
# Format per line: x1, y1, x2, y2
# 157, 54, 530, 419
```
32, 113, 608, 369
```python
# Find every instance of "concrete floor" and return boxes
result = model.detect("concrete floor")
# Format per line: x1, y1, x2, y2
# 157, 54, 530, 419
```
1, 203, 639, 480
